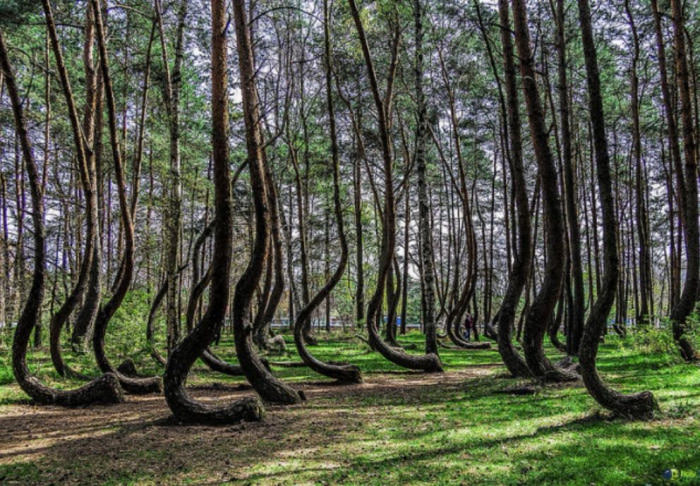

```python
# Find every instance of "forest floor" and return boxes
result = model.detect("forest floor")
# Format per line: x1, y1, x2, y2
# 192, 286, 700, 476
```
0, 332, 698, 485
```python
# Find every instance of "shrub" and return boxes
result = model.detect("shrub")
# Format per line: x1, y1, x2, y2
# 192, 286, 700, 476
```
627, 325, 678, 355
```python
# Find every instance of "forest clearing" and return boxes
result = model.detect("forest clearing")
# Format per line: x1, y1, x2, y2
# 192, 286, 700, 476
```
1, 335, 698, 485
1, 0, 699, 484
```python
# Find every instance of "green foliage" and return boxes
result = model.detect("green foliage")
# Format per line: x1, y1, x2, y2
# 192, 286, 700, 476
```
624, 326, 680, 356
616, 314, 700, 359
106, 288, 166, 375
665, 399, 696, 419
111, 289, 154, 329
1, 333, 699, 484
0, 353, 13, 386
0, 0, 40, 27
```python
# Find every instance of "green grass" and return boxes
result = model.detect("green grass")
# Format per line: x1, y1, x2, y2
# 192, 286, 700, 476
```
0, 331, 698, 485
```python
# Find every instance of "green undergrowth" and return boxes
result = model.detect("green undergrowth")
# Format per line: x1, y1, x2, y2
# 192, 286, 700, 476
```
0, 327, 698, 485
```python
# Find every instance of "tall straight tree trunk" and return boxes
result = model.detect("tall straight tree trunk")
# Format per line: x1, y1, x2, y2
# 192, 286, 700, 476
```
0, 171, 5, 333
400, 187, 410, 335
414, 0, 437, 355
0, 69, 5, 335
668, 0, 699, 361
624, 0, 652, 326
0, 166, 8, 335
33, 32, 52, 349
155, 0, 188, 353
324, 204, 331, 333
353, 128, 365, 327
576, 0, 658, 418
281, 185, 297, 325
495, 0, 531, 378
556, 0, 584, 354
13, 131, 25, 328
651, 0, 684, 315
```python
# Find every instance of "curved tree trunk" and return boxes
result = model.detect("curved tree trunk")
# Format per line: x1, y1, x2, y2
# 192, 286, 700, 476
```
72, 241, 102, 344
230, 0, 302, 404
186, 219, 215, 333
147, 219, 209, 367
444, 285, 479, 349
384, 260, 401, 347
71, 60, 107, 349
199, 349, 247, 376
576, 0, 658, 419
434, 42, 480, 353
288, 136, 315, 346
43, 1, 102, 377
47, 3, 101, 376
163, 0, 266, 424
446, 314, 491, 350
293, 0, 362, 384
252, 241, 274, 350
511, 0, 575, 383
89, 0, 161, 395
549, 296, 566, 353
348, 0, 442, 373
256, 184, 286, 348
185, 258, 250, 377
71, 19, 117, 349
1, 29, 123, 407
186, 217, 259, 378
185, 255, 261, 378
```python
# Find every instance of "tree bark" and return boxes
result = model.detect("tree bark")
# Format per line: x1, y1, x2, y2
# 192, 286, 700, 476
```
163, 0, 267, 424
414, 0, 437, 356
348, 0, 442, 373
90, 0, 162, 394
511, 0, 574, 382
2, 29, 123, 407
668, 0, 699, 361
556, 0, 585, 354
155, 0, 188, 353
42, 0, 99, 370
494, 0, 532, 379
230, 0, 303, 404
576, 0, 658, 419
293, 0, 361, 383
624, 0, 652, 327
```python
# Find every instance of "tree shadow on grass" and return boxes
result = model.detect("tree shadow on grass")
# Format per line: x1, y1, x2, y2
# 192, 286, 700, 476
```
0, 358, 697, 485
0, 395, 611, 485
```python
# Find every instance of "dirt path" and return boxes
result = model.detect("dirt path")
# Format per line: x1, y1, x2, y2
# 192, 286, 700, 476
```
0, 366, 499, 485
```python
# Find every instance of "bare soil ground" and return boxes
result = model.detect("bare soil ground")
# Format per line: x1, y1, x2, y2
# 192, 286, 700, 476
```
0, 366, 497, 485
